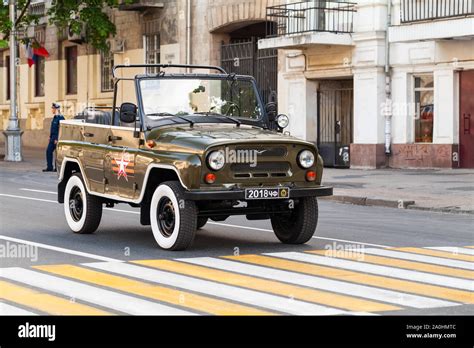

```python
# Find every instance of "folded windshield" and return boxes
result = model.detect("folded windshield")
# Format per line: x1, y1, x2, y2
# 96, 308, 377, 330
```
140, 78, 263, 122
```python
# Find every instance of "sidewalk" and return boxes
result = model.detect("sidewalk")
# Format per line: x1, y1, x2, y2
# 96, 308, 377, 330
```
2, 147, 473, 214
322, 167, 474, 214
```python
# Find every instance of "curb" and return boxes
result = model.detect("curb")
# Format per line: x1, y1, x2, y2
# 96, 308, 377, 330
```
321, 195, 474, 215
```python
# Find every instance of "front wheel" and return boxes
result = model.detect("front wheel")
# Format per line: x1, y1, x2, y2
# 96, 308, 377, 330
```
64, 173, 103, 234
270, 197, 318, 244
150, 181, 197, 250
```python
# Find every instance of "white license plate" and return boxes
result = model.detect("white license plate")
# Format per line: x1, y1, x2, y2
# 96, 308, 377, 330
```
245, 187, 290, 200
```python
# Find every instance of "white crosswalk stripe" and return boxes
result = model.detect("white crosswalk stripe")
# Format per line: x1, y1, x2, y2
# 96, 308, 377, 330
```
267, 252, 474, 291
179, 257, 458, 309
360, 248, 474, 270
0, 267, 193, 315
426, 246, 474, 256
0, 302, 37, 316
86, 261, 350, 315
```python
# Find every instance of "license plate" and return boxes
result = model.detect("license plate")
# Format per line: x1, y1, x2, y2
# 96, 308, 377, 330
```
245, 187, 290, 200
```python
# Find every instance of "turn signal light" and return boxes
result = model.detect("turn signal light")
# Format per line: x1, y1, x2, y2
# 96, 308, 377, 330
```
204, 173, 216, 184
306, 170, 317, 182
146, 140, 156, 149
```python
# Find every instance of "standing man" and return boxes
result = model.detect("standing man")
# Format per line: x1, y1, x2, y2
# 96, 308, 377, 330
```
43, 103, 64, 172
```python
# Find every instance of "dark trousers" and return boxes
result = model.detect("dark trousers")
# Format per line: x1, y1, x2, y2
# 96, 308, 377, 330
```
46, 141, 57, 170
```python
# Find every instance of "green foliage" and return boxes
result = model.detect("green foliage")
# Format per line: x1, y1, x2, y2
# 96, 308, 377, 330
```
0, 0, 132, 51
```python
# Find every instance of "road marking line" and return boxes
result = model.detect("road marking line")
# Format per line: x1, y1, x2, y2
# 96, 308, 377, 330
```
36, 264, 271, 316
3, 191, 392, 248
133, 259, 397, 312
268, 252, 473, 291
0, 302, 37, 316
85, 261, 348, 315
307, 250, 474, 280
361, 248, 474, 270
179, 257, 457, 309
397, 247, 474, 262
20, 188, 56, 195
427, 247, 474, 256
207, 222, 391, 248
0, 267, 193, 315
465, 246, 474, 249
0, 279, 111, 315
0, 235, 123, 263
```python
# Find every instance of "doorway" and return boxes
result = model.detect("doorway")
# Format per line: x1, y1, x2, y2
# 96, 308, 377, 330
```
317, 80, 353, 168
459, 70, 474, 168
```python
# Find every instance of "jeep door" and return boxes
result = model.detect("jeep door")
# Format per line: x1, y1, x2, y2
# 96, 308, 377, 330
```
104, 126, 141, 200
81, 123, 109, 194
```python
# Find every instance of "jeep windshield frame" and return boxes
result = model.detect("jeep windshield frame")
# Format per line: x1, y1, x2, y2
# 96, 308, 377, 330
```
135, 74, 268, 131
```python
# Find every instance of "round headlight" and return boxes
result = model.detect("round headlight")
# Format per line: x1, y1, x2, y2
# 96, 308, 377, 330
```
276, 114, 289, 129
298, 150, 315, 168
207, 150, 225, 170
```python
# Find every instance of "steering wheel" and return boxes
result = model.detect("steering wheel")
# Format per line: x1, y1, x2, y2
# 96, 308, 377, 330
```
225, 102, 241, 116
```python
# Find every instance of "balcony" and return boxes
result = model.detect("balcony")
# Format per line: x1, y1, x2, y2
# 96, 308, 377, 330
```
400, 0, 473, 23
29, 1, 46, 16
118, 0, 164, 11
390, 0, 474, 42
259, 0, 356, 50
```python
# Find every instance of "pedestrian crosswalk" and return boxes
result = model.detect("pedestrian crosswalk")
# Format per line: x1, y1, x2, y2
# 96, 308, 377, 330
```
1, 245, 473, 315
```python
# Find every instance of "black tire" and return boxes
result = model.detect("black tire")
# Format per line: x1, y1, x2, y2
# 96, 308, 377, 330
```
270, 197, 318, 244
64, 173, 102, 234
197, 217, 208, 230
150, 180, 197, 250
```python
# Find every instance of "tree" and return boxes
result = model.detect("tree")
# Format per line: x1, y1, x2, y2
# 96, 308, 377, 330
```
0, 0, 131, 51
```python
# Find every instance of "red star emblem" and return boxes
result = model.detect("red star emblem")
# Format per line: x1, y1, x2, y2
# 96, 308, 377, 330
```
115, 153, 130, 181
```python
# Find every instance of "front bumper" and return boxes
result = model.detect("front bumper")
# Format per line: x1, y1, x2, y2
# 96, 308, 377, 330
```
184, 186, 333, 201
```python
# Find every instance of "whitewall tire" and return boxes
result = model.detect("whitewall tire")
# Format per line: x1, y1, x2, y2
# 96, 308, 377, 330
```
64, 173, 102, 234
150, 181, 197, 250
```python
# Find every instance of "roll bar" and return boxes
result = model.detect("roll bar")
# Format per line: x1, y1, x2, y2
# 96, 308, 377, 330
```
112, 64, 227, 78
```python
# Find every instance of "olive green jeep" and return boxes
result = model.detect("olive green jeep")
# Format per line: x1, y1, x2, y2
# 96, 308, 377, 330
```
57, 64, 332, 250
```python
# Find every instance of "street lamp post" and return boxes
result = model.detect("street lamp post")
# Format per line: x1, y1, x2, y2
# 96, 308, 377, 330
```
3, 0, 23, 162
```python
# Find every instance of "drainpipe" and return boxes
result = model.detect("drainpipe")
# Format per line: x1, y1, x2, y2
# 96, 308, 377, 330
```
186, 0, 191, 72
384, 0, 392, 155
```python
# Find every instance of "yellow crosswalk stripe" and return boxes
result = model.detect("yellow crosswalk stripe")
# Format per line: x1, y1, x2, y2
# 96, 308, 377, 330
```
465, 246, 474, 249
133, 259, 399, 312
0, 280, 110, 315
35, 264, 271, 316
394, 247, 474, 262
224, 255, 474, 304
308, 250, 474, 280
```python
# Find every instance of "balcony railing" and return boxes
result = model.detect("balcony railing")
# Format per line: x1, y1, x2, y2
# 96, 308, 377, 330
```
266, 0, 356, 38
29, 1, 46, 16
400, 0, 474, 23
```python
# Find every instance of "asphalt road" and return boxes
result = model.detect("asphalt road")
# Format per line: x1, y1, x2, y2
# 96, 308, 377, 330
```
0, 163, 473, 316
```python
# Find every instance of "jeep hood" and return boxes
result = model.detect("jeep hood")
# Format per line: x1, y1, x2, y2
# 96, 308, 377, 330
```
147, 124, 316, 153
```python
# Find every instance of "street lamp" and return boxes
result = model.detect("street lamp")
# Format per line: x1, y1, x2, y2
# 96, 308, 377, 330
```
3, 0, 23, 162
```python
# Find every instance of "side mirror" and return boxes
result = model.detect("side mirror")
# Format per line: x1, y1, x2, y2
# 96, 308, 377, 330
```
265, 102, 277, 122
120, 102, 137, 124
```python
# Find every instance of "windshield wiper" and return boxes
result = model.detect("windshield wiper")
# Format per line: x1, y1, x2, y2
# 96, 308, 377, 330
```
146, 112, 175, 117
194, 112, 241, 127
175, 115, 195, 127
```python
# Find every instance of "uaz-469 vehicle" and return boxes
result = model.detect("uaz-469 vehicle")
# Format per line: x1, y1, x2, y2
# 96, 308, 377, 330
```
57, 64, 332, 250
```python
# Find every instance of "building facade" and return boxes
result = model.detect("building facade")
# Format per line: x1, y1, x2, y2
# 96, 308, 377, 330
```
260, 0, 474, 168
1, 0, 473, 169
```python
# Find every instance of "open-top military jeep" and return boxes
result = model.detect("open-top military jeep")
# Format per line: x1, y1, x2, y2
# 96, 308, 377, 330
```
57, 64, 332, 250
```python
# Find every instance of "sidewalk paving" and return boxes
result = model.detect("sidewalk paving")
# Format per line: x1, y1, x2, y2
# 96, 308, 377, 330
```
322, 167, 474, 214
2, 147, 473, 214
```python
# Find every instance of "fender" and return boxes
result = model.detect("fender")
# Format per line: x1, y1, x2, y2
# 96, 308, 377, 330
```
59, 156, 188, 204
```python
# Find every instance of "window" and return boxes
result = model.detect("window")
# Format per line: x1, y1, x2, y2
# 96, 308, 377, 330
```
414, 75, 434, 143
145, 34, 160, 73
6, 55, 10, 100
65, 46, 78, 94
101, 51, 114, 92
35, 56, 45, 97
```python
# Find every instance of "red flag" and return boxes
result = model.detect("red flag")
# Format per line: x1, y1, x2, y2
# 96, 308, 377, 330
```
33, 46, 49, 57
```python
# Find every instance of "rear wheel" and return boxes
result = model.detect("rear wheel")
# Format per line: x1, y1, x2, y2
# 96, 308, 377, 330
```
150, 181, 197, 250
64, 173, 102, 234
270, 197, 318, 244
197, 217, 208, 230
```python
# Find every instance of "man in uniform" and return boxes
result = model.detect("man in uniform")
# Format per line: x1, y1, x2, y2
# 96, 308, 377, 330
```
43, 103, 65, 172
